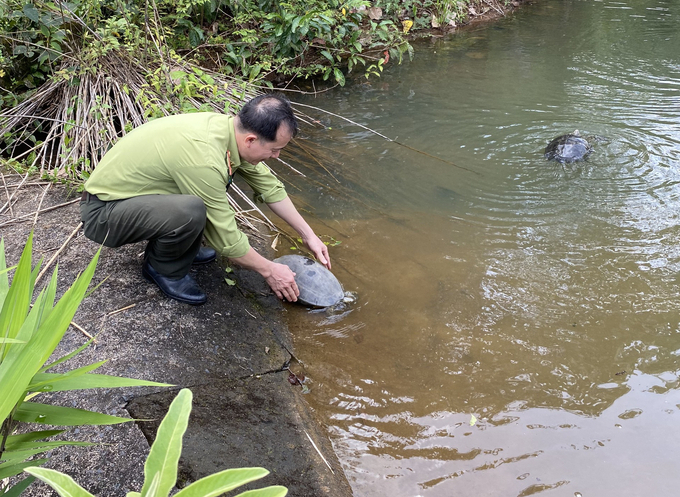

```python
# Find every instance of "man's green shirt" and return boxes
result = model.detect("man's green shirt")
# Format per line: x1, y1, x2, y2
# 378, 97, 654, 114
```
84, 113, 287, 258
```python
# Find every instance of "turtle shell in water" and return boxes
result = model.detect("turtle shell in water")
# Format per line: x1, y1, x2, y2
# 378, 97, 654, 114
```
274, 255, 344, 308
545, 130, 593, 163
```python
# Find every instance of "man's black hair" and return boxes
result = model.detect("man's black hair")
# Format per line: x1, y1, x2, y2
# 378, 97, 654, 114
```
237, 94, 298, 142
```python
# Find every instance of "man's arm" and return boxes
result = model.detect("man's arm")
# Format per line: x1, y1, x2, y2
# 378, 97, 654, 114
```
267, 196, 331, 269
230, 247, 300, 302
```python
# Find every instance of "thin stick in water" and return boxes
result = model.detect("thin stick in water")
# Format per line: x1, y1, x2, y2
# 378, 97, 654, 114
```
290, 101, 480, 175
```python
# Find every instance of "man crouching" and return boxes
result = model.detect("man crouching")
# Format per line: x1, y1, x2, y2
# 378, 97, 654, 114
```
80, 94, 330, 305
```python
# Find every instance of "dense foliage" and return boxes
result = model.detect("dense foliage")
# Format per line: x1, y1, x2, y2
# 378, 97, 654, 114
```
0, 0, 506, 100
0, 0, 416, 100
0, 0, 509, 179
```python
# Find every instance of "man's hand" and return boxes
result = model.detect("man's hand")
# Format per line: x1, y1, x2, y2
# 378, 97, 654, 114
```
265, 262, 300, 302
230, 247, 300, 302
267, 197, 333, 270
304, 234, 331, 270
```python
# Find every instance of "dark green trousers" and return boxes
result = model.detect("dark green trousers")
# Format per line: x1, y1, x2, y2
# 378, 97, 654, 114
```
80, 193, 206, 278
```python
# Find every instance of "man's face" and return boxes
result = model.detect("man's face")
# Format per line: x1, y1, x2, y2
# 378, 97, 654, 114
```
240, 124, 293, 164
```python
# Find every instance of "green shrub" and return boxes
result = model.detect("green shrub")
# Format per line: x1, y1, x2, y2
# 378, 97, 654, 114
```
26, 389, 288, 497
0, 233, 171, 495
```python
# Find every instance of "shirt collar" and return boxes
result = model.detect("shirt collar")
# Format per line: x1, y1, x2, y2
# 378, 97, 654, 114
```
226, 115, 242, 169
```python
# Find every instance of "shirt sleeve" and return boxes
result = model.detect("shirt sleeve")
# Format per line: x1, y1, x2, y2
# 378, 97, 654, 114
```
236, 160, 288, 203
170, 164, 251, 258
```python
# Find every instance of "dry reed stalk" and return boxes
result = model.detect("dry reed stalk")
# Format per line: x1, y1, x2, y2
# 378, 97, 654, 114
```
35, 222, 83, 286
1, 173, 13, 218
32, 183, 51, 227
0, 198, 80, 228
0, 172, 29, 216
292, 139, 340, 183
5, 182, 53, 187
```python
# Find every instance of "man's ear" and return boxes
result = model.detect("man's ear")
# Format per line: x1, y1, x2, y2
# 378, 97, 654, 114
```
244, 133, 258, 146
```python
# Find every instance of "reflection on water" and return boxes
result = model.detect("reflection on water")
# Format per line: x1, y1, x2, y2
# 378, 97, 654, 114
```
277, 0, 680, 495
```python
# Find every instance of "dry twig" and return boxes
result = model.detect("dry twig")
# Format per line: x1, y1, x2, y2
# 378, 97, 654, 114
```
70, 320, 96, 342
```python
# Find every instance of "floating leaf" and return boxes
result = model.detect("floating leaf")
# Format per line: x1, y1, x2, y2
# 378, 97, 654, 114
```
224, 278, 236, 286
470, 414, 477, 426
225, 267, 233, 273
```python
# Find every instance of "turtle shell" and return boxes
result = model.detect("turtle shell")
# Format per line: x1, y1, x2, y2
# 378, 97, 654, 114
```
274, 255, 344, 308
544, 133, 592, 163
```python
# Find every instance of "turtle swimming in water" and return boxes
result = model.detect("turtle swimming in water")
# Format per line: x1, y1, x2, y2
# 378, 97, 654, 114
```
274, 255, 346, 308
544, 130, 593, 163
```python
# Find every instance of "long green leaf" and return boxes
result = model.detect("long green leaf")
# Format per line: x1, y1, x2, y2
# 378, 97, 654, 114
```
24, 467, 96, 497
0, 459, 47, 480
28, 360, 109, 391
173, 468, 271, 497
28, 250, 98, 368
0, 238, 9, 308
1, 443, 90, 465
5, 430, 64, 447
140, 389, 192, 497
29, 372, 173, 392
14, 402, 131, 426
0, 248, 100, 422
37, 263, 60, 326
234, 487, 288, 497
40, 339, 95, 373
0, 265, 18, 276
2, 475, 36, 497
0, 338, 25, 343
0, 232, 34, 358
2, 441, 94, 461
10, 285, 49, 353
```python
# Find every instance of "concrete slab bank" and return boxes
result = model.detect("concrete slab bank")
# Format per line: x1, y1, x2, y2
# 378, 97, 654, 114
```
2, 183, 351, 496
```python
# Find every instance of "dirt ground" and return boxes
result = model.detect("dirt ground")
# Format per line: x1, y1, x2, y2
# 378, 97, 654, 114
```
1, 179, 352, 496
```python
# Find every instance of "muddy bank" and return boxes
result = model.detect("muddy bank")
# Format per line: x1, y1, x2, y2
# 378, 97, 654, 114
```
1, 182, 350, 496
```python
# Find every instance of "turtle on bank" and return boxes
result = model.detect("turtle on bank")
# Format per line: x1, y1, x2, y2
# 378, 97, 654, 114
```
544, 130, 593, 163
274, 254, 346, 308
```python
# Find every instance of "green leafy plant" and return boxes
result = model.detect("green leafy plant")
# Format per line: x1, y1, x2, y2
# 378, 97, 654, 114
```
0, 234, 171, 495
25, 388, 288, 497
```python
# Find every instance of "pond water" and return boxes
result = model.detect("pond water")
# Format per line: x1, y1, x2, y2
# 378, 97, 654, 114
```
276, 0, 680, 495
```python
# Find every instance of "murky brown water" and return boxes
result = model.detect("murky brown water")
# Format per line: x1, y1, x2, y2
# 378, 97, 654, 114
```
275, 0, 680, 495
